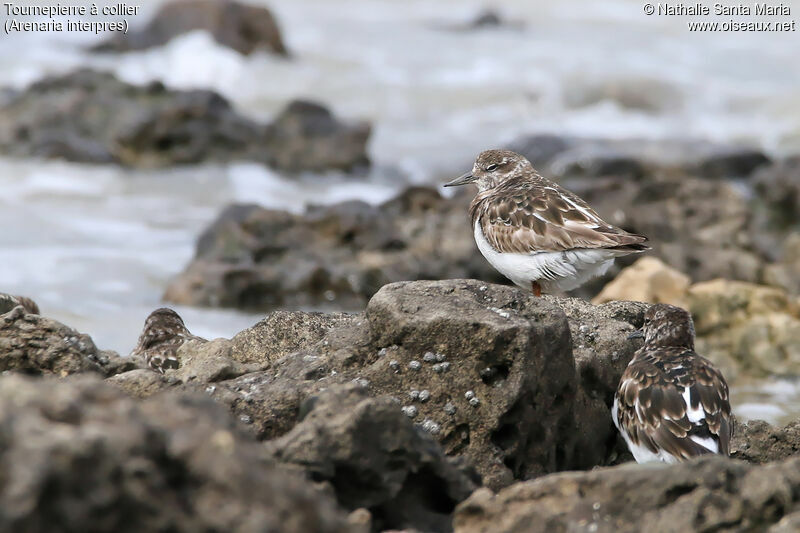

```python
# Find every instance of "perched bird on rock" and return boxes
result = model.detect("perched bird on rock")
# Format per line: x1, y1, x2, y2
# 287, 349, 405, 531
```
613, 303, 732, 463
445, 149, 648, 295
131, 307, 206, 373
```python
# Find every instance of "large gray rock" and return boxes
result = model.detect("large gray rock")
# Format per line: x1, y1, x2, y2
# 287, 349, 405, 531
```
0, 304, 133, 377
453, 456, 800, 533
0, 70, 369, 172
0, 375, 350, 533
268, 384, 479, 533
93, 0, 288, 56
169, 280, 644, 490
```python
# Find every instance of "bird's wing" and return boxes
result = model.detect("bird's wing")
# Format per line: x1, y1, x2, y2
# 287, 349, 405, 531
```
615, 348, 732, 461
471, 179, 648, 254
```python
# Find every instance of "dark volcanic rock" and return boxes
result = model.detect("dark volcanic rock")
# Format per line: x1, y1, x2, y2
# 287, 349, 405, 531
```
0, 304, 133, 377
164, 187, 502, 310
453, 456, 800, 533
262, 100, 371, 173
0, 375, 350, 533
0, 69, 369, 172
93, 0, 288, 56
268, 384, 478, 533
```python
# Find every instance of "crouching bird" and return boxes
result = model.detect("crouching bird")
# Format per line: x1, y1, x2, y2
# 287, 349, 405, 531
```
613, 303, 732, 463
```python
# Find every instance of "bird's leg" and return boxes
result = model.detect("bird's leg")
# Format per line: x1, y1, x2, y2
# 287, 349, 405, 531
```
531, 281, 542, 297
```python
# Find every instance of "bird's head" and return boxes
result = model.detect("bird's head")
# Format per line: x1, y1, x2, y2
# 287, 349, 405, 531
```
444, 149, 534, 192
630, 303, 696, 349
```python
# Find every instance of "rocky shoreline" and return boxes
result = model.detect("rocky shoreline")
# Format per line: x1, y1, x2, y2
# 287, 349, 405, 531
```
3, 282, 800, 531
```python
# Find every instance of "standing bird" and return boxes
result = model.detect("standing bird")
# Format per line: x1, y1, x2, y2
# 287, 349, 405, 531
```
445, 149, 648, 295
130, 307, 206, 373
613, 304, 732, 463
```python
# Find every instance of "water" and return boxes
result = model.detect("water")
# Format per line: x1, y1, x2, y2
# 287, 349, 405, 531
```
1, 0, 798, 422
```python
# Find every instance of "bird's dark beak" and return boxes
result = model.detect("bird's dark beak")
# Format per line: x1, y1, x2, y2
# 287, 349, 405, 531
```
627, 328, 644, 340
444, 172, 476, 187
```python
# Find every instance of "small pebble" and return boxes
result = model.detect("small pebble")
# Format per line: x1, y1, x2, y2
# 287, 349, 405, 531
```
469, 396, 481, 407
423, 352, 436, 363
409, 360, 422, 371
352, 377, 370, 389
389, 360, 400, 372
205, 385, 216, 394
479, 367, 495, 380
579, 324, 590, 334
401, 405, 418, 418
479, 285, 488, 291
444, 402, 457, 415
419, 390, 431, 402
378, 348, 387, 357
409, 390, 420, 401
435, 353, 446, 362
240, 415, 253, 424
421, 419, 441, 435
465, 390, 475, 400
433, 362, 451, 373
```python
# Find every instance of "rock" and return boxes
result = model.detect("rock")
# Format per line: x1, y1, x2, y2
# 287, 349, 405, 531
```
106, 368, 176, 399
688, 279, 800, 379
363, 281, 578, 489
92, 0, 288, 56
164, 187, 503, 310
764, 233, 800, 296
731, 419, 800, 464
753, 157, 800, 234
0, 305, 128, 377
229, 310, 359, 365
0, 69, 370, 172
453, 456, 800, 533
592, 256, 691, 308
0, 374, 350, 532
262, 100, 371, 173
268, 384, 479, 533
174, 338, 257, 383
695, 146, 770, 179
170, 280, 645, 489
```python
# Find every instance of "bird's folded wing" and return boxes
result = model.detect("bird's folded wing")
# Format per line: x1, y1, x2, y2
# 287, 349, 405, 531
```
617, 353, 732, 460
473, 184, 648, 254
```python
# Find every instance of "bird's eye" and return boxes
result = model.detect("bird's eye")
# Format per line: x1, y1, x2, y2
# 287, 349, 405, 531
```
486, 164, 498, 171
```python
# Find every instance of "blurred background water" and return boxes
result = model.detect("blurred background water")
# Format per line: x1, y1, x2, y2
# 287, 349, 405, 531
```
0, 0, 798, 421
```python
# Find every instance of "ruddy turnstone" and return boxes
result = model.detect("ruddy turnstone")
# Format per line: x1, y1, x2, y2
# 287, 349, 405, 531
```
131, 307, 206, 373
445, 149, 648, 295
613, 303, 732, 463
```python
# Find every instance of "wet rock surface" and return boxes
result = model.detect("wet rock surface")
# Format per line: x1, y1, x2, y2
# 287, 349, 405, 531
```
453, 456, 800, 533
0, 374, 350, 533
164, 187, 503, 310
92, 0, 288, 56
0, 69, 369, 172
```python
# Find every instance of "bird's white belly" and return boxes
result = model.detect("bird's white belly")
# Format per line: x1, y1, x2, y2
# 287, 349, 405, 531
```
473, 221, 617, 292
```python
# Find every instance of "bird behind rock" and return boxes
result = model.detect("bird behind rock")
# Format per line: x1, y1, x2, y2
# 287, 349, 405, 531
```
613, 303, 732, 463
131, 307, 206, 373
